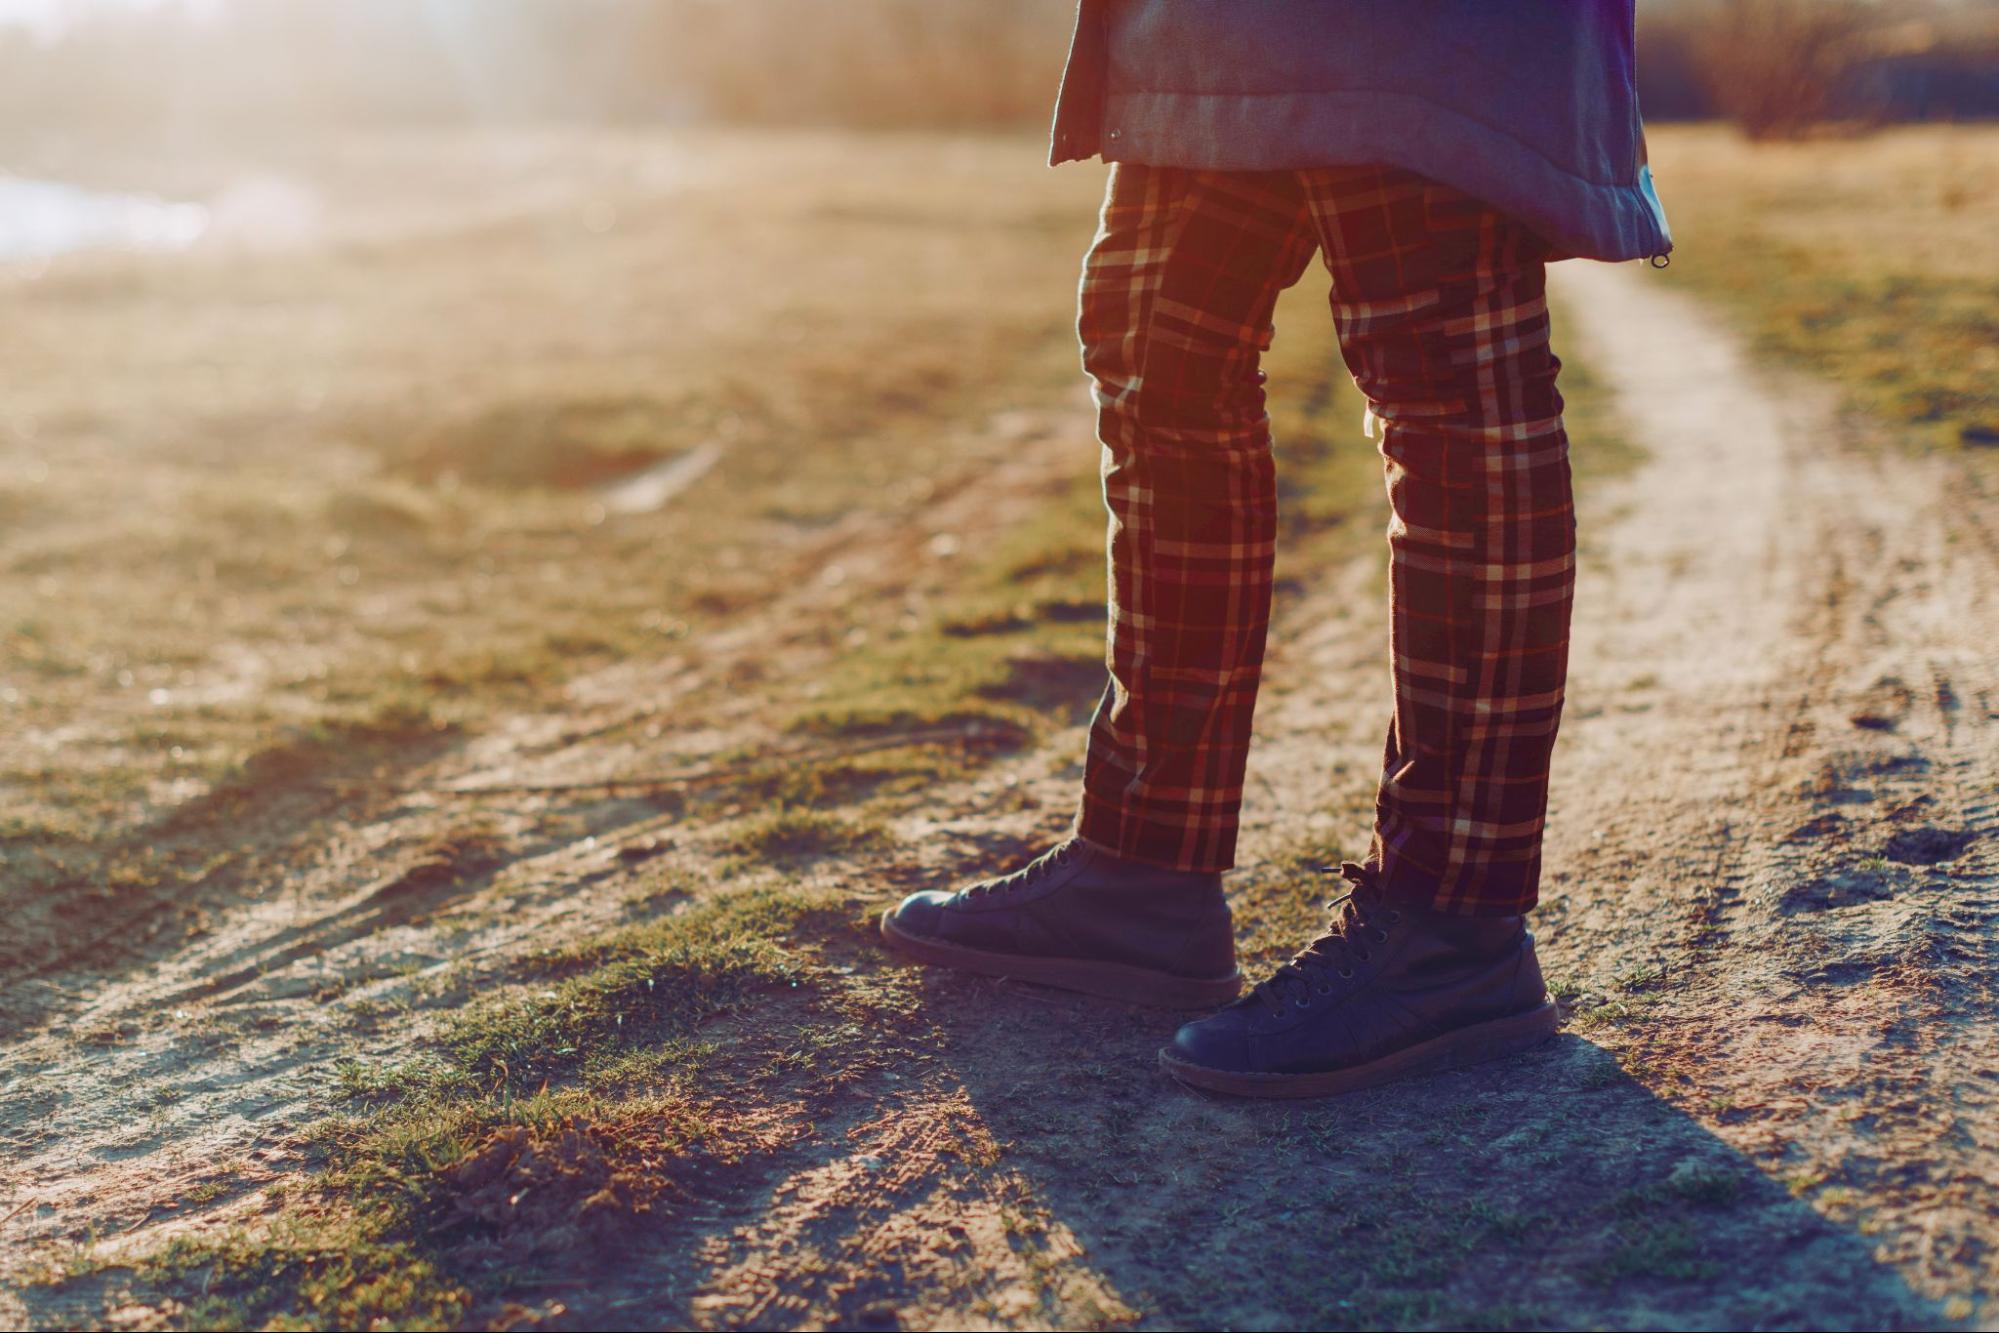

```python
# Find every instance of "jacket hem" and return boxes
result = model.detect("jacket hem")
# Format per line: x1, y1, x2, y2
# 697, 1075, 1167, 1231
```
1095, 89, 1670, 263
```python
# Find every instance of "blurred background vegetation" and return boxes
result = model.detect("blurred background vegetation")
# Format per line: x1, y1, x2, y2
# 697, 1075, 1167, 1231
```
0, 0, 1076, 131
1, 0, 1997, 138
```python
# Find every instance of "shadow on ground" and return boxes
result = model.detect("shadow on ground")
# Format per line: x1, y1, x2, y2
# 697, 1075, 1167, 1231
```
909, 980, 1947, 1331
652, 960, 1949, 1332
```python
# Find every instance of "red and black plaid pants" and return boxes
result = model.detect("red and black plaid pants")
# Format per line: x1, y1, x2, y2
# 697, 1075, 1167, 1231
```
1073, 164, 1574, 917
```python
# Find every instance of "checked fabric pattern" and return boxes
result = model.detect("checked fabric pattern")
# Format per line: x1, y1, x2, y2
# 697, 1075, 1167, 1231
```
1073, 163, 1575, 916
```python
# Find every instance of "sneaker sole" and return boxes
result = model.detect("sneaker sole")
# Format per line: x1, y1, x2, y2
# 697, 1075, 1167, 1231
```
1157, 999, 1559, 1099
878, 910, 1242, 1009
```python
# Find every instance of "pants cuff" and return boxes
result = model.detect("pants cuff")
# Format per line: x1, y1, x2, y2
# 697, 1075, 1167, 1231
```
1072, 810, 1236, 874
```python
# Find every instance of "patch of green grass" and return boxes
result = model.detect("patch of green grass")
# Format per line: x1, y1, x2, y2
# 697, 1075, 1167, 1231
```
1565, 966, 1671, 1034
731, 756, 943, 810
1649, 125, 1999, 474
183, 1178, 232, 1206
1456, 1303, 1554, 1332
442, 883, 820, 1093
721, 807, 890, 869
1706, 266, 1997, 453
139, 1215, 471, 1332
787, 672, 1043, 741
1588, 1216, 1716, 1284
1612, 962, 1668, 993
1665, 1157, 1744, 1208
1585, 1164, 1744, 1287
334, 1057, 425, 1107
1569, 1051, 1627, 1091
1567, 990, 1661, 1033
66, 885, 830, 1329
788, 481, 1108, 741
130, 1088, 713, 1332
1287, 1187, 1559, 1328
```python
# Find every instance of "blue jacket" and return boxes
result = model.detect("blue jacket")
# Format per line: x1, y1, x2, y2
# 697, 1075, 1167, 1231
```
1050, 0, 1671, 263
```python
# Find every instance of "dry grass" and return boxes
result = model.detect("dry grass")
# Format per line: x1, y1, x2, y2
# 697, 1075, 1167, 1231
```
0, 127, 1103, 897
9, 120, 1996, 1333
1648, 124, 1999, 463
0, 126, 1663, 1329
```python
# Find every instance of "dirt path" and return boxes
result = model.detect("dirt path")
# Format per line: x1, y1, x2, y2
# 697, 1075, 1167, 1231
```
1538, 261, 1999, 1320
4, 261, 1996, 1329
618, 262, 1998, 1329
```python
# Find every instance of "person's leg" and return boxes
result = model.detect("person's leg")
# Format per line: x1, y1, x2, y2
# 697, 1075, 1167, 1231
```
878, 164, 1320, 1006
1307, 165, 1575, 917
1074, 164, 1321, 873
1161, 167, 1566, 1096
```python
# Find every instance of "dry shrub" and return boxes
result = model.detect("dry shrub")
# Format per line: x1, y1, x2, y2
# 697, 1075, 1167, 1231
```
1675, 0, 1876, 138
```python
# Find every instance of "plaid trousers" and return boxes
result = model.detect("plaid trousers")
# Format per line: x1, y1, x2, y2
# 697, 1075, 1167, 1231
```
1072, 164, 1574, 917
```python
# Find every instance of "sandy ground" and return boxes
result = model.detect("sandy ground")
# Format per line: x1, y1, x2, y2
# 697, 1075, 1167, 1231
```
1, 255, 1995, 1327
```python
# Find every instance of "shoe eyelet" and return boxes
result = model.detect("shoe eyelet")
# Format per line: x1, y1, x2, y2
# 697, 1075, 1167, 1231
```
1372, 929, 1389, 942
1355, 950, 1370, 963
1387, 911, 1402, 923
1313, 984, 1332, 997
1294, 996, 1312, 1009
1338, 968, 1353, 979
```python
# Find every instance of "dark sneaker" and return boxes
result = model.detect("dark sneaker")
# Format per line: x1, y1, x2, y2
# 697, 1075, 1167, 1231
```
879, 839, 1242, 1007
1159, 862, 1555, 1098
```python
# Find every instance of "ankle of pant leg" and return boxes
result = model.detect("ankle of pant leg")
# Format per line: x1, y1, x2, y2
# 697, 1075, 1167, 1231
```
1071, 811, 1235, 875
1070, 833, 1222, 880
1367, 849, 1444, 912
1070, 831, 1138, 865
1367, 839, 1540, 919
